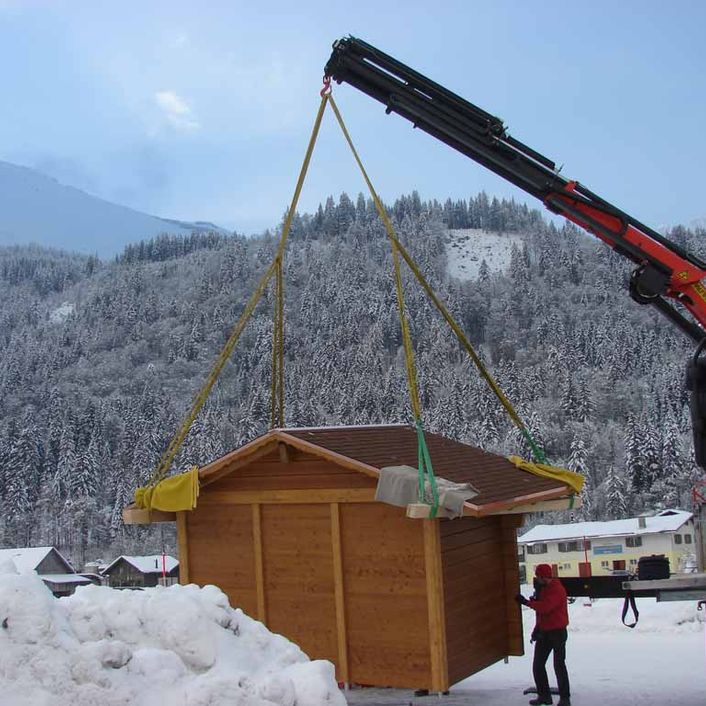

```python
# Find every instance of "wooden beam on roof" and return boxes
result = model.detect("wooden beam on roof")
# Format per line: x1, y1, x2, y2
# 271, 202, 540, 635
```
199, 488, 376, 505
200, 439, 279, 487
275, 431, 380, 478
122, 505, 176, 525
278, 442, 290, 464
490, 496, 583, 516
405, 503, 455, 519
467, 486, 573, 517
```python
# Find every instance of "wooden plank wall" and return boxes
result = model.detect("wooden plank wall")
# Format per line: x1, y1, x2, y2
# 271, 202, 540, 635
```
185, 503, 258, 617
340, 502, 432, 689
261, 503, 339, 665
182, 447, 381, 682
204, 448, 377, 492
500, 514, 524, 656
440, 516, 512, 686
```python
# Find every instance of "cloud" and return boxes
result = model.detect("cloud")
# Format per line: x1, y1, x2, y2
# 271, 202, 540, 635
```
154, 90, 200, 131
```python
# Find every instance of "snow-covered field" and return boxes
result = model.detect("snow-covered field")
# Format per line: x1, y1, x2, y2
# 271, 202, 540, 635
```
0, 563, 344, 706
445, 228, 523, 280
348, 590, 706, 706
2, 563, 704, 706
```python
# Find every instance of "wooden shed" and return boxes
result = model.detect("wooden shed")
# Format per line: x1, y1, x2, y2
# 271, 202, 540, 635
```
128, 424, 576, 692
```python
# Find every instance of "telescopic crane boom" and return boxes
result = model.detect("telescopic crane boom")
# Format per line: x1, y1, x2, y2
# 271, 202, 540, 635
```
325, 36, 706, 472
324, 36, 706, 343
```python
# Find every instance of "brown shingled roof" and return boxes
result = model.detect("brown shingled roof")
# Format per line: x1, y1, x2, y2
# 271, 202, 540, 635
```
199, 425, 571, 514
282, 425, 565, 508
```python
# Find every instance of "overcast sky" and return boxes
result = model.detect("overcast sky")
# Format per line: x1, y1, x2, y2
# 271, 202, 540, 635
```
2, 0, 705, 234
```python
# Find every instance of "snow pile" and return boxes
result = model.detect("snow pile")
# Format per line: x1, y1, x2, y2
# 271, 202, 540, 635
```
0, 563, 346, 706
446, 228, 523, 280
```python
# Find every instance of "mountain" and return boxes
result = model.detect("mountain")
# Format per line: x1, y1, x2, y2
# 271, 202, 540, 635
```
0, 192, 701, 564
0, 161, 227, 257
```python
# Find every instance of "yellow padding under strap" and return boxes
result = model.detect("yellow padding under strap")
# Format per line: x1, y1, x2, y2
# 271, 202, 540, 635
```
508, 456, 585, 495
135, 467, 200, 512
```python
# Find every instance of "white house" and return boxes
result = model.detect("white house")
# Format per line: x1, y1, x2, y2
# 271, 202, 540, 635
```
518, 509, 695, 577
0, 546, 94, 596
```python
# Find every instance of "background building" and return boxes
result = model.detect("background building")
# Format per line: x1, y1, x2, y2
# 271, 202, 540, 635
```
101, 555, 179, 589
0, 546, 94, 596
518, 509, 695, 578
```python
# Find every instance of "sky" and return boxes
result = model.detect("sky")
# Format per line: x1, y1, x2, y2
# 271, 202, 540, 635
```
1, 0, 706, 235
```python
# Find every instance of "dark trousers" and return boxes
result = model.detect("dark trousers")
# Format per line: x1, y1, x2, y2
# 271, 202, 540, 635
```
532, 628, 570, 699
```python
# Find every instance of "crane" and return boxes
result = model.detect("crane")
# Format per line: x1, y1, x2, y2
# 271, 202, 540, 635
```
324, 36, 706, 474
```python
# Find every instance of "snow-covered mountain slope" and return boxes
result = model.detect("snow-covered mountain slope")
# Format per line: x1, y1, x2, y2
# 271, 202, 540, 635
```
445, 228, 523, 280
0, 160, 225, 257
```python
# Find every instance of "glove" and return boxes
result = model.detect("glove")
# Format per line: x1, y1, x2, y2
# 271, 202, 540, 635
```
530, 626, 541, 643
515, 593, 529, 606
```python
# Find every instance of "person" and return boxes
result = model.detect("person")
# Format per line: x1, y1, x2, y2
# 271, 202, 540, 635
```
516, 564, 571, 706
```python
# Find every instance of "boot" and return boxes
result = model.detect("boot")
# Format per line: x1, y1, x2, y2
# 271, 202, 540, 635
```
557, 699, 571, 706
529, 698, 552, 705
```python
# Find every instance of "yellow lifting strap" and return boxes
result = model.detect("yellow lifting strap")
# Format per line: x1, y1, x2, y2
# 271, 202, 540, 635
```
134, 466, 200, 512
270, 255, 285, 428
508, 456, 585, 495
327, 94, 440, 514
138, 91, 330, 502
327, 93, 546, 464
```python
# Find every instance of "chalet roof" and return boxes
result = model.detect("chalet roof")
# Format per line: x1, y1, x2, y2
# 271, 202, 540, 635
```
518, 509, 693, 544
0, 546, 75, 573
200, 424, 572, 514
103, 555, 179, 575
39, 573, 93, 585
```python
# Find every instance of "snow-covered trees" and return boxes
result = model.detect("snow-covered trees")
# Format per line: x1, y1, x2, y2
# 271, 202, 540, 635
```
0, 191, 701, 559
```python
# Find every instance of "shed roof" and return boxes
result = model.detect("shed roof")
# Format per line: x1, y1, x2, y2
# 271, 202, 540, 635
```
103, 555, 179, 575
200, 425, 572, 515
39, 573, 93, 585
0, 546, 75, 573
518, 509, 693, 543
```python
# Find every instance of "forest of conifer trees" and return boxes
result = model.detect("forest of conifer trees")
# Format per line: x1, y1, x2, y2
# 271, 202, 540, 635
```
0, 191, 703, 566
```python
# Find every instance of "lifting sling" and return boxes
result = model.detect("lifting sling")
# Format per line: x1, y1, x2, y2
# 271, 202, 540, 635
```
134, 84, 582, 514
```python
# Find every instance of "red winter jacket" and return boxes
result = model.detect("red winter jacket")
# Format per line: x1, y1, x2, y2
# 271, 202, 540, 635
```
527, 578, 569, 631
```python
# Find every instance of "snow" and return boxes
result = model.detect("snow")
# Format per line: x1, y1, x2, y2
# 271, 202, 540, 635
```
38, 574, 92, 585
0, 547, 55, 573
2, 566, 704, 706
445, 228, 523, 280
346, 588, 706, 706
0, 563, 345, 706
49, 302, 75, 324
519, 509, 692, 543
104, 554, 179, 574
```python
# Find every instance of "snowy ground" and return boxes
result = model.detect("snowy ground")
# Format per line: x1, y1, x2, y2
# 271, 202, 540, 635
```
445, 228, 523, 281
2, 564, 704, 706
347, 592, 706, 706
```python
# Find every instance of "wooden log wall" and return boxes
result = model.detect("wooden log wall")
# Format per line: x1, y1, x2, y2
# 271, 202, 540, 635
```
177, 444, 524, 691
439, 515, 521, 686
340, 502, 431, 688
179, 446, 437, 687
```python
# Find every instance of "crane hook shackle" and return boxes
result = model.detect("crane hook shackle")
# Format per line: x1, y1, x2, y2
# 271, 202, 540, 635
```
320, 75, 332, 97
